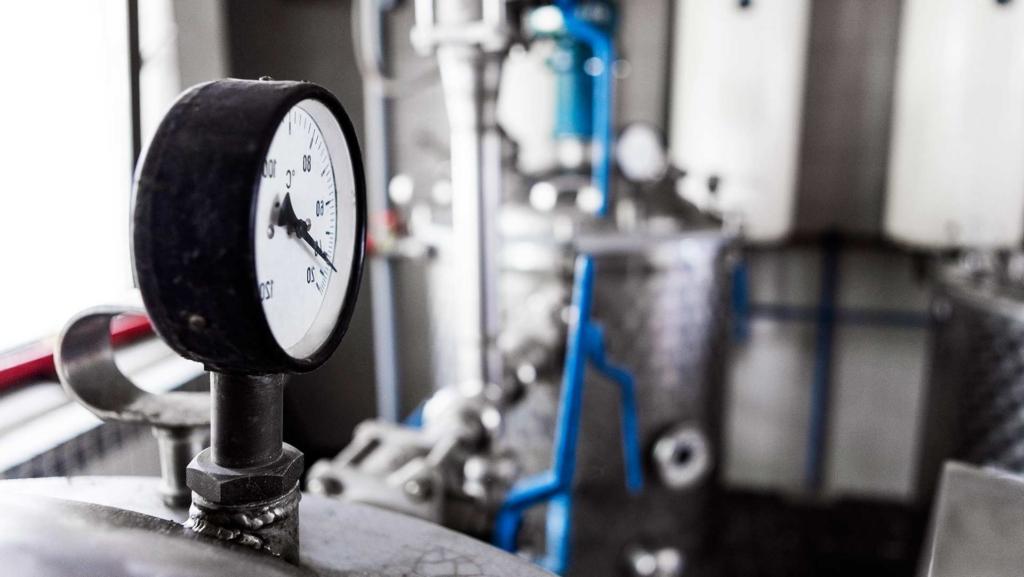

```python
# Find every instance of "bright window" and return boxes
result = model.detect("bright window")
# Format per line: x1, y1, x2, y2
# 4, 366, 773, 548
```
0, 2, 134, 352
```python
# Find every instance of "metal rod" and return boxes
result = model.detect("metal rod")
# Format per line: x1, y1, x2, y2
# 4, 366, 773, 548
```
358, 0, 402, 421
153, 426, 206, 507
438, 40, 504, 393
127, 0, 142, 169
210, 373, 285, 468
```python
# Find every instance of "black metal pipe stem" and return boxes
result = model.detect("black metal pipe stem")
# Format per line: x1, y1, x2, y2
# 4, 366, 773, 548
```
210, 373, 285, 468
127, 0, 142, 168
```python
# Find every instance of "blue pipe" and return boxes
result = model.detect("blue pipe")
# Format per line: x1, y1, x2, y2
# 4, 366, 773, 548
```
731, 259, 751, 342
552, 39, 595, 139
494, 265, 644, 574
493, 4, 638, 573
493, 257, 597, 570
556, 0, 615, 216
804, 236, 840, 493
403, 402, 424, 428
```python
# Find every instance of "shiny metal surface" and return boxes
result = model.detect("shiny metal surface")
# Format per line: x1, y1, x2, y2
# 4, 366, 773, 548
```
414, 221, 732, 575
55, 306, 210, 507
55, 306, 210, 429
0, 491, 305, 577
919, 260, 1024, 501
308, 390, 503, 537
0, 476, 551, 577
554, 231, 731, 577
919, 462, 1024, 577
415, 0, 511, 395
187, 372, 303, 562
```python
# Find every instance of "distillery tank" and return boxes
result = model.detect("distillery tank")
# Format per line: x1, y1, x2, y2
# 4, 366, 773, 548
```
418, 201, 734, 575
918, 256, 1024, 501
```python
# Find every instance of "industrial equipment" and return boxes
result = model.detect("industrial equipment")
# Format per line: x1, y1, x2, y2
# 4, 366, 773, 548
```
919, 462, 1024, 577
307, 1, 733, 575
0, 77, 549, 577
9, 1, 1024, 576
669, 0, 811, 241
886, 0, 1024, 248
918, 254, 1024, 501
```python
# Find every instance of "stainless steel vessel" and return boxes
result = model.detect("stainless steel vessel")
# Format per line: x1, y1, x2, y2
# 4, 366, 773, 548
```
415, 206, 734, 574
0, 476, 552, 577
919, 257, 1024, 500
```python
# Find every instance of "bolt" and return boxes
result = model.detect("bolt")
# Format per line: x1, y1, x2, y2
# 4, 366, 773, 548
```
188, 314, 207, 331
308, 475, 344, 496
403, 478, 434, 502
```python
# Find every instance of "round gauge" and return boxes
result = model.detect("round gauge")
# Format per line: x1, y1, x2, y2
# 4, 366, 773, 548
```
253, 101, 356, 360
132, 79, 366, 374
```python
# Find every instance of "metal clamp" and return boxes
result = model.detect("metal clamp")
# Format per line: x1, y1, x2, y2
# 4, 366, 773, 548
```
55, 306, 209, 508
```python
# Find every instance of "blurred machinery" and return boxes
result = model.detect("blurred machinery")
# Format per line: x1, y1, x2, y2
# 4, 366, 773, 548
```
308, 0, 733, 575
670, 0, 810, 241
886, 0, 1024, 248
918, 254, 1024, 501
307, 1, 1024, 576
6, 0, 1024, 576
0, 77, 556, 577
919, 462, 1024, 577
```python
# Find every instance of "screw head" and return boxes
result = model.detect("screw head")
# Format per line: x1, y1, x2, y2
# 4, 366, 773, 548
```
403, 478, 434, 502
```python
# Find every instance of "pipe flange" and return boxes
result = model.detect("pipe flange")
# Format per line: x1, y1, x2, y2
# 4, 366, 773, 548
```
652, 425, 711, 490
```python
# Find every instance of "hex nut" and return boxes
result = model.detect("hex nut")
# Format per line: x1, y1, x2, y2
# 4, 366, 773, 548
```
186, 443, 303, 505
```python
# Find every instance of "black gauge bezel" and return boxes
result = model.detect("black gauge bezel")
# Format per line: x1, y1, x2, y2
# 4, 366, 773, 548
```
132, 78, 366, 374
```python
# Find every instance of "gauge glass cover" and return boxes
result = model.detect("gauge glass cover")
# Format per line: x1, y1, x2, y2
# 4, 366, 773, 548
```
253, 99, 358, 360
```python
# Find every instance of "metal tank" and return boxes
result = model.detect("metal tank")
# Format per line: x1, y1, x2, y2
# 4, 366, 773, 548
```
419, 203, 734, 575
0, 308, 553, 577
918, 256, 1024, 501
0, 476, 552, 577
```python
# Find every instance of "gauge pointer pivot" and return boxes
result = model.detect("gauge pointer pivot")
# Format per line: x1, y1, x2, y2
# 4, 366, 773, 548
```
276, 193, 337, 272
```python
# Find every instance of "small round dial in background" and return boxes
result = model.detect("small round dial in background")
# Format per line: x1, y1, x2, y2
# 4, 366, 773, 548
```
253, 99, 358, 361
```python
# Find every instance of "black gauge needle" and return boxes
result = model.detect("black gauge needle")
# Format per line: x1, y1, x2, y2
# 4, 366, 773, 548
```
276, 193, 338, 272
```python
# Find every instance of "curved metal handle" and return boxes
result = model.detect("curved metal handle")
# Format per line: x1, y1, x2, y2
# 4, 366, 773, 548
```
56, 306, 209, 428
55, 306, 210, 507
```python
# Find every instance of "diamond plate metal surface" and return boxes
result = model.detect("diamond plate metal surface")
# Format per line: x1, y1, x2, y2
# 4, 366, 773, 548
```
920, 265, 1024, 504
426, 227, 733, 576
930, 279, 1024, 471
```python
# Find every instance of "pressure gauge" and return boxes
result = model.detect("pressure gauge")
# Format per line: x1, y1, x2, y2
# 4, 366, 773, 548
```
132, 79, 366, 374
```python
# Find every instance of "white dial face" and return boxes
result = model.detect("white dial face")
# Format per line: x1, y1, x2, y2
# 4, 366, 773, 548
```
253, 99, 358, 360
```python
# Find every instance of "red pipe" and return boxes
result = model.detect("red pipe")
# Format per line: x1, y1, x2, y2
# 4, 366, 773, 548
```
0, 314, 153, 392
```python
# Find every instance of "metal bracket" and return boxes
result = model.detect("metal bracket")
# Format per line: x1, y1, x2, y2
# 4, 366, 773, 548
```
55, 306, 209, 507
